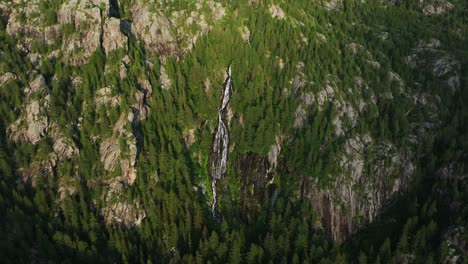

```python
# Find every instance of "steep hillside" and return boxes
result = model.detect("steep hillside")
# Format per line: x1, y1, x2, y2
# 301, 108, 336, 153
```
0, 0, 467, 263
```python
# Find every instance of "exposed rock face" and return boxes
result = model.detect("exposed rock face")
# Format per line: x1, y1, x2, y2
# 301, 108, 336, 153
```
293, 104, 308, 128
5, 0, 224, 67
324, 0, 343, 10
347, 42, 381, 69
91, 79, 147, 227
100, 113, 138, 185
422, 2, 454, 15
28, 74, 46, 94
269, 4, 285, 19
10, 100, 49, 144
58, 177, 79, 200
102, 18, 128, 55
15, 127, 78, 186
268, 135, 283, 171
101, 179, 146, 227
132, 91, 149, 121
18, 152, 57, 186
93, 90, 143, 226
5, 0, 61, 47
4, 0, 130, 65
102, 200, 146, 227
238, 26, 251, 43
307, 135, 415, 241
159, 64, 172, 90
444, 226, 467, 263
6, 73, 80, 188
126, 1, 226, 68
0, 72, 17, 86
9, 75, 50, 144
131, 3, 176, 57
100, 137, 121, 172
405, 39, 461, 93
386, 0, 454, 14
49, 125, 79, 159
331, 99, 358, 136
120, 135, 137, 184
236, 153, 274, 222
119, 56, 131, 79
95, 87, 121, 106
57, 0, 104, 65
281, 40, 443, 241
137, 79, 153, 98
184, 128, 196, 147
58, 0, 106, 25
129, 79, 152, 121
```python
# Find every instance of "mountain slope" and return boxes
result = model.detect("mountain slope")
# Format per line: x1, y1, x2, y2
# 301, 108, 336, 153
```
0, 0, 467, 263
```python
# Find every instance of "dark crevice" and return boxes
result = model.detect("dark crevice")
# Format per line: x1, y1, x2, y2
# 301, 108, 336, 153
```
109, 0, 121, 18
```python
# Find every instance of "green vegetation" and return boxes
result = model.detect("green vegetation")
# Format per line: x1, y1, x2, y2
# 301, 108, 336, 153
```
0, 0, 467, 263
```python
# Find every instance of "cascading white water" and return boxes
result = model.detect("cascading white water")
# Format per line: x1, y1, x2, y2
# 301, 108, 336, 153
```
210, 66, 232, 218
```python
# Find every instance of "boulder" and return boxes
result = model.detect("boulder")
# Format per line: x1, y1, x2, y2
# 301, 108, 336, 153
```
0, 72, 17, 86
269, 4, 285, 19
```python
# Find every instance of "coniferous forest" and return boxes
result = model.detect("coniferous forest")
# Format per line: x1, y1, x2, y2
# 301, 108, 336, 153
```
0, 0, 467, 263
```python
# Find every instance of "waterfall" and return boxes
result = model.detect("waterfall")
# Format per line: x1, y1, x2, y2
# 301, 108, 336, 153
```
210, 65, 232, 218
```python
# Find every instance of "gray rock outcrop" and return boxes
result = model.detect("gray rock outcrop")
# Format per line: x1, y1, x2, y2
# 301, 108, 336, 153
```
58, 0, 103, 65
9, 75, 50, 144
0, 72, 17, 86
131, 3, 176, 57
102, 18, 128, 55
308, 135, 415, 241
